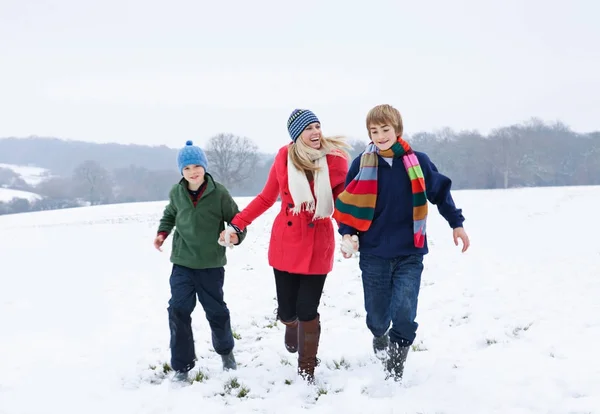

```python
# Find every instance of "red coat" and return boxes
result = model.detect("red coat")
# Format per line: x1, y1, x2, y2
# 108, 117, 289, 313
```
231, 144, 349, 275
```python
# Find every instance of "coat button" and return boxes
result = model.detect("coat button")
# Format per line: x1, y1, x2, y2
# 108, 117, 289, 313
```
288, 203, 293, 208
287, 221, 293, 226
308, 222, 315, 228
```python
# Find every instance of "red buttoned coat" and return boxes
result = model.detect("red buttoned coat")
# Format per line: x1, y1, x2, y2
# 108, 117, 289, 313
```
231, 144, 349, 275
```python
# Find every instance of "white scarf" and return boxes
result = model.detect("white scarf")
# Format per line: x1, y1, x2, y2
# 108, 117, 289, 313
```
287, 152, 333, 220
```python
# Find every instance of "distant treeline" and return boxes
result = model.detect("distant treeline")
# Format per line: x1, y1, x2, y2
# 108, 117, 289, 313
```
0, 118, 599, 215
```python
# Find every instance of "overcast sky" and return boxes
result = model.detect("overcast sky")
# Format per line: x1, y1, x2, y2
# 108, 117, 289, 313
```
1, 0, 598, 153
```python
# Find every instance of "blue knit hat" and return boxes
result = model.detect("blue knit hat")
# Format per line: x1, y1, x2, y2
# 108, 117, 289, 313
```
287, 109, 320, 142
177, 140, 208, 174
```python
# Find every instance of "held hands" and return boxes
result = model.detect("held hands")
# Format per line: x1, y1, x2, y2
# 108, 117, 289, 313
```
341, 234, 359, 259
338, 228, 470, 258
218, 226, 239, 248
453, 227, 470, 253
153, 234, 165, 252
154, 227, 239, 252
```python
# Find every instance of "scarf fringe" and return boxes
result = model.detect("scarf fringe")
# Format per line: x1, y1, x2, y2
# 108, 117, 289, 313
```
291, 200, 316, 215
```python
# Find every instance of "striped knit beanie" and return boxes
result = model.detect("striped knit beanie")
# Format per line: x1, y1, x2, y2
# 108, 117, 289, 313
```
287, 109, 320, 142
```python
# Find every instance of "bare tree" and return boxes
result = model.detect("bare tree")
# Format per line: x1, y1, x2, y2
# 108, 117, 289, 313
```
347, 139, 369, 160
72, 160, 114, 205
0, 167, 30, 191
488, 125, 528, 189
36, 177, 74, 199
205, 133, 259, 190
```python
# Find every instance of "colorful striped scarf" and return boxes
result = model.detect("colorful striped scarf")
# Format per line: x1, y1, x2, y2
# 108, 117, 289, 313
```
333, 137, 428, 248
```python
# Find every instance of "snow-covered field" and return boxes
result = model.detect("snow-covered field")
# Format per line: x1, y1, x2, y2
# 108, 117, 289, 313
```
0, 163, 50, 186
0, 187, 42, 202
1, 186, 599, 414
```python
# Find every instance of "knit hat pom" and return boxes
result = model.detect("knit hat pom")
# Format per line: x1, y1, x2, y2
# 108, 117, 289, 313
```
177, 140, 208, 174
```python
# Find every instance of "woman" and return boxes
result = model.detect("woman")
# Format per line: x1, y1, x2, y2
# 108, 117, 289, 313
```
220, 109, 349, 382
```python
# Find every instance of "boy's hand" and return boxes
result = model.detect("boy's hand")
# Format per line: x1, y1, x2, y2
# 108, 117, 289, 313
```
453, 227, 470, 253
226, 232, 239, 245
341, 234, 359, 258
154, 234, 165, 252
218, 227, 238, 248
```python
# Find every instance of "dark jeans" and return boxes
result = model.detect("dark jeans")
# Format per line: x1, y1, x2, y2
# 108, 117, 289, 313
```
273, 268, 327, 322
168, 264, 234, 372
359, 253, 424, 346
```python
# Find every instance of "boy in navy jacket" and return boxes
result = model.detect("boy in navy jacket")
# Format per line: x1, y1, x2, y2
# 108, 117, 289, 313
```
333, 104, 470, 381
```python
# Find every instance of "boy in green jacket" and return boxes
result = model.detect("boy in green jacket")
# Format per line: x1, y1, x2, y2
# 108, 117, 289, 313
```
153, 140, 247, 381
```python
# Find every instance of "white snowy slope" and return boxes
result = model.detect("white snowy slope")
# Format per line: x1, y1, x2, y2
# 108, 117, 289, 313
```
0, 163, 50, 186
0, 187, 42, 202
0, 186, 599, 414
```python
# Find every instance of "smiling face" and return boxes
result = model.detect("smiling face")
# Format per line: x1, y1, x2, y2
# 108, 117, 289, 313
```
298, 122, 322, 149
365, 104, 404, 151
182, 164, 205, 186
369, 123, 398, 152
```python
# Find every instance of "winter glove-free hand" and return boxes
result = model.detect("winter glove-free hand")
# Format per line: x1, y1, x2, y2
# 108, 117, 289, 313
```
341, 235, 359, 258
218, 226, 238, 248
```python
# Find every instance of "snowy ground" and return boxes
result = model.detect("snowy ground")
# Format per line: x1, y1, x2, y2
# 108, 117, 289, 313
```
0, 187, 42, 202
1, 186, 599, 414
0, 163, 50, 186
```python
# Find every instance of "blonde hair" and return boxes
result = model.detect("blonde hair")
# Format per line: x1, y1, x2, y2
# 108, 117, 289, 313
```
289, 134, 350, 173
366, 104, 404, 138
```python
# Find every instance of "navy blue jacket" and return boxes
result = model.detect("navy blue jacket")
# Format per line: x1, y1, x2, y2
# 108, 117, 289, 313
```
338, 151, 465, 258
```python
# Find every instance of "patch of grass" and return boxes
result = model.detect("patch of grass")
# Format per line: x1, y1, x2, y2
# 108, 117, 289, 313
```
264, 320, 278, 329
224, 377, 240, 392
280, 358, 292, 366
284, 379, 293, 385
146, 363, 172, 384
219, 377, 250, 398
237, 386, 250, 398
328, 357, 351, 370
315, 387, 328, 400
512, 322, 534, 337
232, 331, 242, 340
191, 370, 207, 383
220, 377, 250, 398
162, 362, 172, 374
411, 341, 428, 352
229, 378, 240, 389
486, 338, 498, 346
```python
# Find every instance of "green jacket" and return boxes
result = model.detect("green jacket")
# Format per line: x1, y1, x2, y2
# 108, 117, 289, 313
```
157, 174, 247, 269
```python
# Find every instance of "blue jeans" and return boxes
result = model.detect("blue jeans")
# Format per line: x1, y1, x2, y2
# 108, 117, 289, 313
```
168, 264, 234, 372
359, 253, 424, 346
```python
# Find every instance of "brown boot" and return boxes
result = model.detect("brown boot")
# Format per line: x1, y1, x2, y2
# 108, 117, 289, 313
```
297, 315, 321, 382
280, 318, 298, 353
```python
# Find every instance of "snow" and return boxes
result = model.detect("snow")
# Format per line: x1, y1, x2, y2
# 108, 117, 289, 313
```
0, 163, 51, 186
0, 187, 42, 202
1, 186, 599, 414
